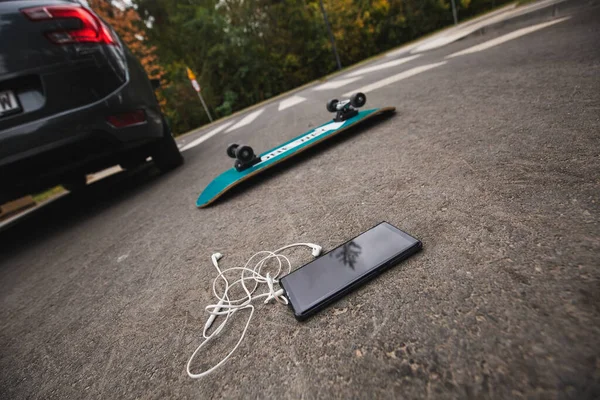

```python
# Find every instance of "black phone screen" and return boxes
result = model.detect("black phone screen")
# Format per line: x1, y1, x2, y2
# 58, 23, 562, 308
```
279, 222, 421, 319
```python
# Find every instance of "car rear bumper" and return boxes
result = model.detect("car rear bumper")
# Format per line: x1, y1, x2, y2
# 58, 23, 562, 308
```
0, 79, 164, 167
0, 78, 165, 202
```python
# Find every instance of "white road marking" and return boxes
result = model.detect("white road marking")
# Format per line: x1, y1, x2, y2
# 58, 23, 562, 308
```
313, 77, 362, 91
342, 62, 447, 97
180, 120, 235, 152
405, 0, 567, 54
446, 17, 571, 59
278, 95, 307, 111
344, 55, 421, 78
225, 108, 265, 133
384, 3, 517, 57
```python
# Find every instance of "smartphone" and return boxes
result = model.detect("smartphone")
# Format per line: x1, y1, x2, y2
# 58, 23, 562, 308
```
279, 222, 422, 321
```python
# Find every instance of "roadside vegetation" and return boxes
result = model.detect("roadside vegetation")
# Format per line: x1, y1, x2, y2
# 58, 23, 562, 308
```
28, 0, 512, 204
32, 186, 65, 204
91, 0, 511, 135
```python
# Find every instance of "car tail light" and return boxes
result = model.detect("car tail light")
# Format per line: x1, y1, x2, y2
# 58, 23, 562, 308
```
106, 110, 146, 128
21, 5, 116, 45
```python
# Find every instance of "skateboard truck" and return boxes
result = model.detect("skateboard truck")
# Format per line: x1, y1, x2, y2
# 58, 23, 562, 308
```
227, 143, 261, 172
327, 92, 367, 122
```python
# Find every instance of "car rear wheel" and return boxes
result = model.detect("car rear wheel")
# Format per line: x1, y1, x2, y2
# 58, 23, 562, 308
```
152, 117, 183, 172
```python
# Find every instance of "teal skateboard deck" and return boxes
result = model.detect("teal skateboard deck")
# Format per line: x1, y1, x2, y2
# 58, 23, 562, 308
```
196, 106, 395, 208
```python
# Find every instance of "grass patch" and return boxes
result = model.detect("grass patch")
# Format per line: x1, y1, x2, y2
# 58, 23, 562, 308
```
32, 186, 65, 204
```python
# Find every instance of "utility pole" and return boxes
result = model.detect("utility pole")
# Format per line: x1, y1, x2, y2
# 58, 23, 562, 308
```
318, 0, 342, 71
450, 0, 458, 25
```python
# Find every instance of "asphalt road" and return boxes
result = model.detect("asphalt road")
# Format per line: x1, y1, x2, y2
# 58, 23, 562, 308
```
1, 1, 599, 399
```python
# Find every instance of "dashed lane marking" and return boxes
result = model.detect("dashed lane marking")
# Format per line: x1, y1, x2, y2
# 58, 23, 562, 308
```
278, 95, 307, 111
344, 55, 421, 78
446, 17, 571, 59
225, 108, 265, 133
180, 120, 236, 152
342, 62, 447, 97
313, 77, 362, 91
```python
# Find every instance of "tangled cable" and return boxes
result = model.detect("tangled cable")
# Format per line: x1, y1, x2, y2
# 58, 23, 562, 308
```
186, 243, 322, 379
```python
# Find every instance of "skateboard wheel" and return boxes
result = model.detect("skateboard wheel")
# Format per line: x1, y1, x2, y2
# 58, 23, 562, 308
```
227, 143, 239, 158
236, 145, 254, 163
350, 92, 366, 108
326, 99, 339, 113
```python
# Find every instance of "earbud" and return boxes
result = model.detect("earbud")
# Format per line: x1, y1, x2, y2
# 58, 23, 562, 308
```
206, 253, 225, 332
311, 245, 322, 257
204, 298, 225, 332
188, 241, 325, 379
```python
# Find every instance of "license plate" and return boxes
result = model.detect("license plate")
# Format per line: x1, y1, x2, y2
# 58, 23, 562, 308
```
0, 90, 21, 118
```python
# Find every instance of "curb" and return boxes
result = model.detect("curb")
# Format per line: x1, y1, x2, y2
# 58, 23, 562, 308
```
175, 3, 523, 140
176, 0, 583, 140
465, 0, 588, 38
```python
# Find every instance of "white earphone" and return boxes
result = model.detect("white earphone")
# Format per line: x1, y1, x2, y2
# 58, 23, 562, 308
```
187, 242, 322, 379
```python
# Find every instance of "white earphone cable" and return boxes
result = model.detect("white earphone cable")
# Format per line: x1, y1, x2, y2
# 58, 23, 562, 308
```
186, 243, 322, 379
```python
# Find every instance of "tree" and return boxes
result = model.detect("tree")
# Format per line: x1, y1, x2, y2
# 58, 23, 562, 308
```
88, 0, 166, 107
128, 0, 513, 135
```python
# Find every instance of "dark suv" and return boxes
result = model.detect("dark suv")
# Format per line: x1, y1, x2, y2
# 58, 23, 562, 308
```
0, 0, 183, 203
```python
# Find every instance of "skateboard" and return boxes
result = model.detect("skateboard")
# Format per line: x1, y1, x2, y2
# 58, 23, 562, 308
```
196, 93, 395, 208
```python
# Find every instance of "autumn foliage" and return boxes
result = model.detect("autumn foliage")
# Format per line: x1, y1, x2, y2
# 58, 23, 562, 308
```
88, 0, 166, 107
89, 0, 510, 135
